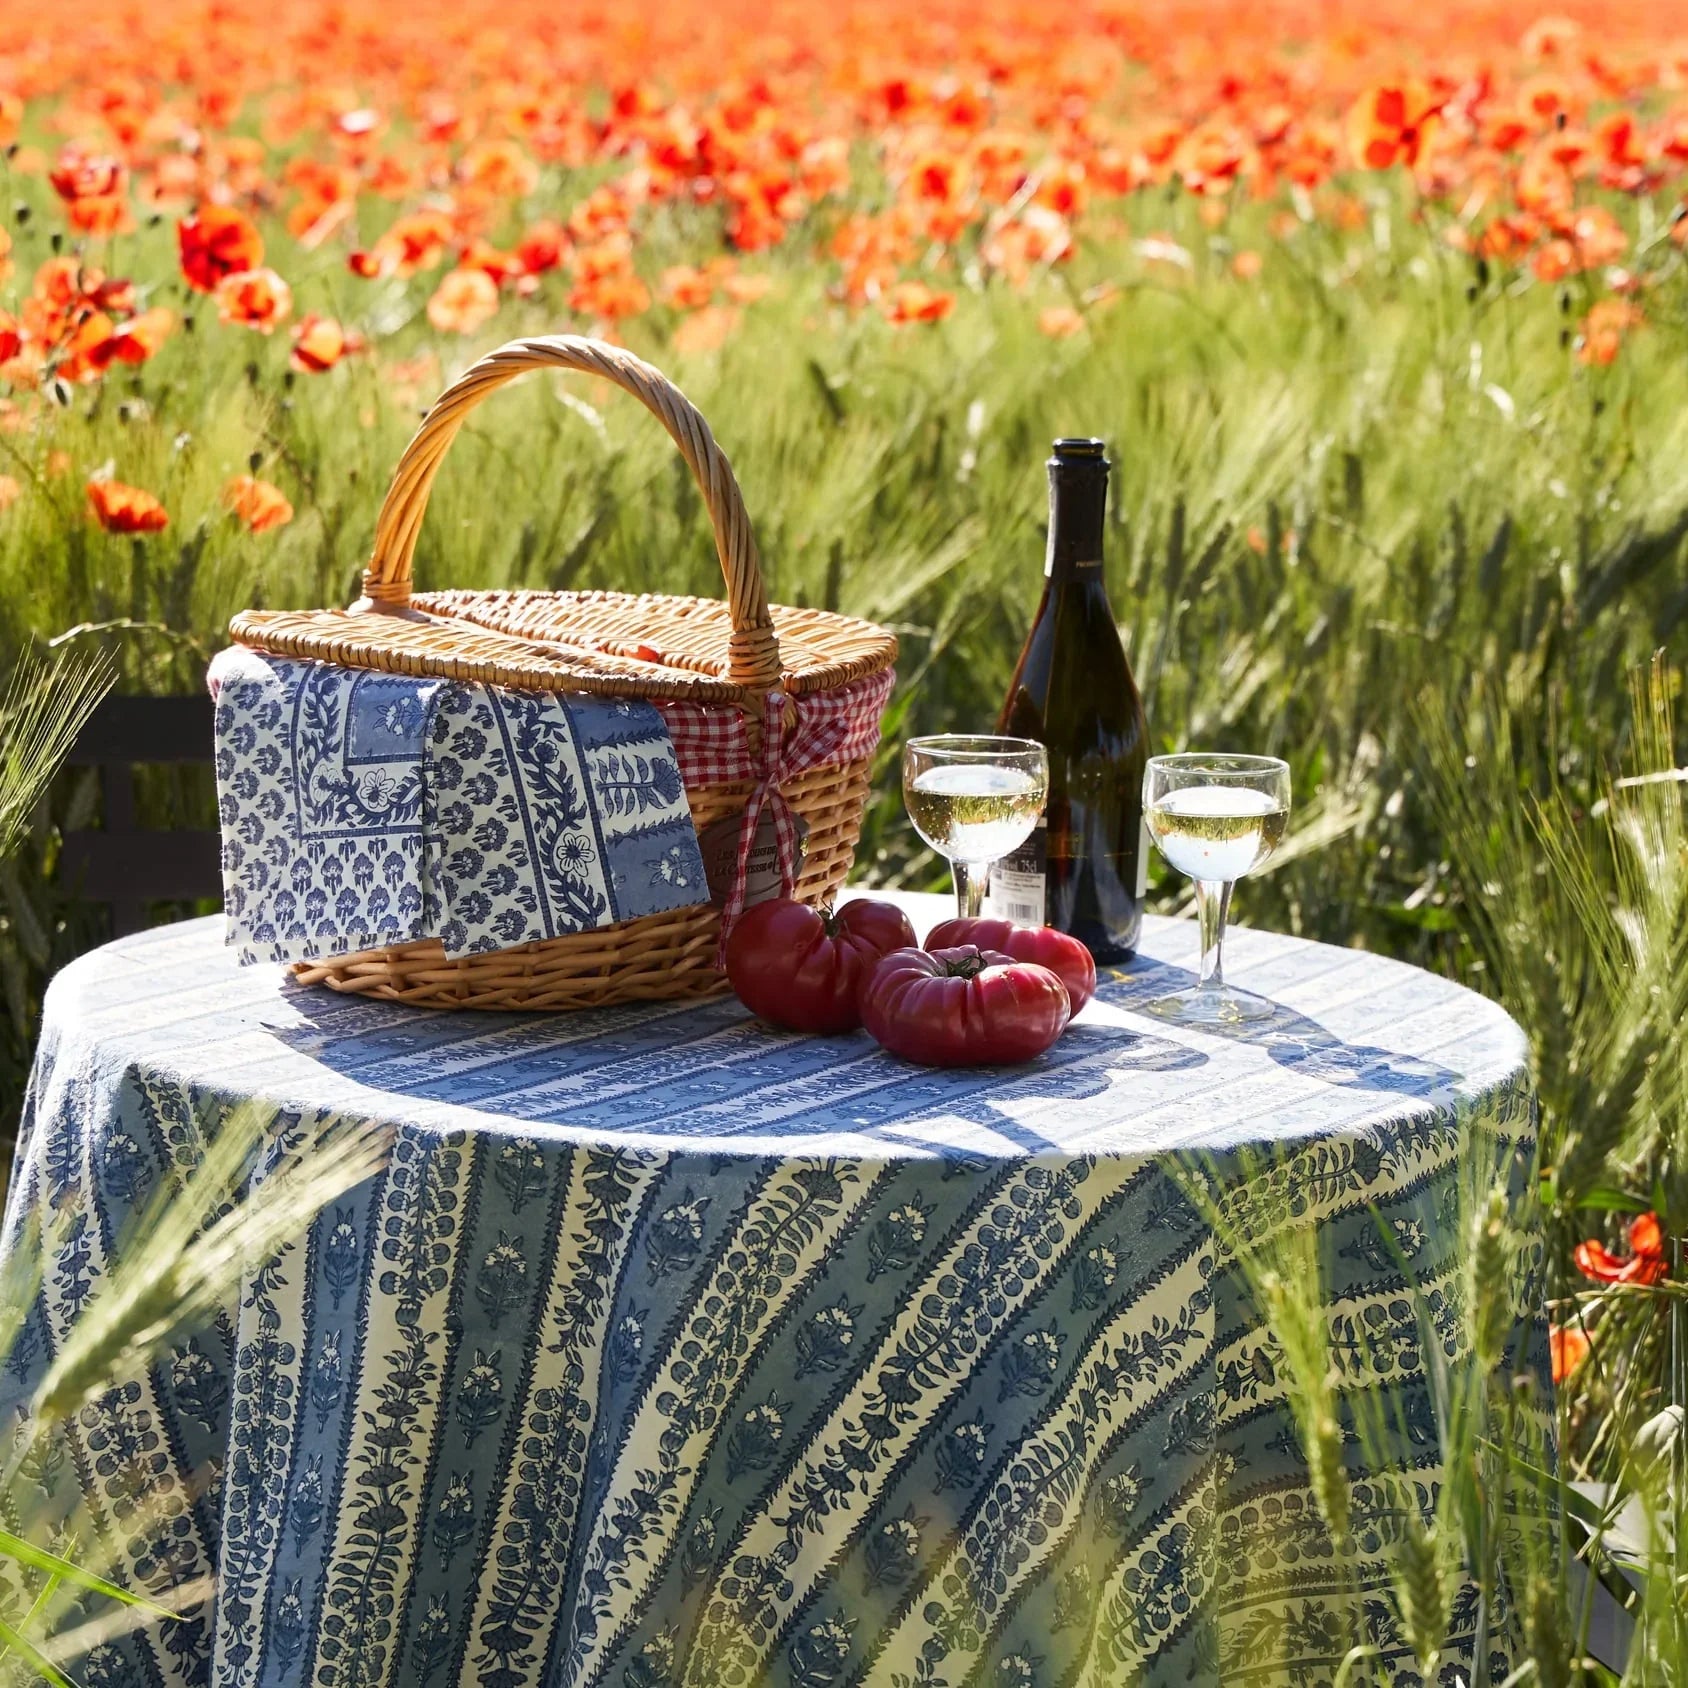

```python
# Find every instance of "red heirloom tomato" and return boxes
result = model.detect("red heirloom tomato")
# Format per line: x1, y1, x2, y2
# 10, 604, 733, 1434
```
859, 945, 1071, 1067
924, 916, 1098, 1014
725, 897, 917, 1034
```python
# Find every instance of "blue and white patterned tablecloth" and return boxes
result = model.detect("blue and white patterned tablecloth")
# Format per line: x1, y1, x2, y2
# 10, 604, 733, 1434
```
1, 899, 1546, 1688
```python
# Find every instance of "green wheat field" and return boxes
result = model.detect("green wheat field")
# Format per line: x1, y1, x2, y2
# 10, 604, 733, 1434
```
3, 170, 1688, 1523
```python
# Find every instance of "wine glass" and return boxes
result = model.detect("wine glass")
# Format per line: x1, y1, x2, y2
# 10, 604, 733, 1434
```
1142, 752, 1291, 1025
904, 736, 1048, 919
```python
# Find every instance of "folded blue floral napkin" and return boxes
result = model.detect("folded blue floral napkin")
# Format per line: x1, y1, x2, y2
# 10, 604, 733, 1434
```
211, 648, 706, 966
424, 682, 706, 955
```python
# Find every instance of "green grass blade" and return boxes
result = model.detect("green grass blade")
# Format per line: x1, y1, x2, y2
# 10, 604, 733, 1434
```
0, 1528, 180, 1621
0, 1613, 79, 1688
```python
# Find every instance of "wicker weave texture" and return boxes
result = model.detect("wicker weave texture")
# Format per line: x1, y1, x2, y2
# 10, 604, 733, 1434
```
232, 591, 894, 703
229, 334, 896, 1011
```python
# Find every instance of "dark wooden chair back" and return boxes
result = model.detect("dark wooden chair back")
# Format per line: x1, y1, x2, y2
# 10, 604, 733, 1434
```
61, 695, 221, 937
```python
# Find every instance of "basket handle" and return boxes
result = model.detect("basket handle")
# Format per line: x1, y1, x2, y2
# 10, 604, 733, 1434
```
358, 334, 782, 694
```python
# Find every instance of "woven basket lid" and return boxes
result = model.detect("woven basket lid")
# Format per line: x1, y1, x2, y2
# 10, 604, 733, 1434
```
230, 336, 897, 707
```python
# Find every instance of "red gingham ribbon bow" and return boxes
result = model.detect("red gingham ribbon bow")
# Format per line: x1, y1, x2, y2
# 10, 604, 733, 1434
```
723, 691, 844, 940
659, 667, 893, 962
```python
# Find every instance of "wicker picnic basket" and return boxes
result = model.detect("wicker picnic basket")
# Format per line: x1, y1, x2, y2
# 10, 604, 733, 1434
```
227, 335, 897, 1011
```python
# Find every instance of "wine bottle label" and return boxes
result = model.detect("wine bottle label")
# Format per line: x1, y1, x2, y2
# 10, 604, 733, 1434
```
987, 818, 1048, 926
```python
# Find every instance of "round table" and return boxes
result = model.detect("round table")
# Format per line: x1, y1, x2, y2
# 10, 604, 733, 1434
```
3, 898, 1544, 1688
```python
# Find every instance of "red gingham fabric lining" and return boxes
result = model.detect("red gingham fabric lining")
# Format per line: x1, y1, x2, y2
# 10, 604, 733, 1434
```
657, 665, 895, 951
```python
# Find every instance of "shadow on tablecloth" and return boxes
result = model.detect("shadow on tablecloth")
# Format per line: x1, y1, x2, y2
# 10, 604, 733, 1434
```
1098, 954, 1464, 1101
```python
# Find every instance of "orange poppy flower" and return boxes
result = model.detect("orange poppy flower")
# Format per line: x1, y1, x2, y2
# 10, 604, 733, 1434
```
0, 474, 19, 512
1038, 158, 1092, 217
1576, 299, 1644, 365
726, 195, 789, 255
215, 268, 293, 332
1549, 1323, 1591, 1384
1575, 1209, 1668, 1281
290, 314, 356, 373
178, 207, 265, 293
721, 272, 772, 305
1516, 144, 1577, 216
48, 149, 133, 234
516, 219, 569, 275
1532, 238, 1577, 281
1346, 81, 1443, 172
86, 307, 176, 371
26, 258, 134, 343
1566, 205, 1628, 268
223, 474, 294, 533
799, 136, 852, 201
426, 267, 500, 334
907, 153, 961, 205
1479, 213, 1541, 261
880, 281, 954, 324
55, 311, 120, 383
571, 267, 653, 320
87, 479, 168, 534
458, 139, 539, 200
670, 304, 741, 354
350, 209, 456, 280
457, 238, 524, 285
1037, 304, 1085, 337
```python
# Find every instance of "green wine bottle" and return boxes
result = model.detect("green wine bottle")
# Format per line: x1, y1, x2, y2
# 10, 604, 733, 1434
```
994, 437, 1149, 962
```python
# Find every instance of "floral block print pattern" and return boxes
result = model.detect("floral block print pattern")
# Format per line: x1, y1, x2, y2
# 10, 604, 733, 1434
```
212, 646, 440, 963
211, 648, 705, 965
1, 915, 1550, 1688
424, 683, 703, 955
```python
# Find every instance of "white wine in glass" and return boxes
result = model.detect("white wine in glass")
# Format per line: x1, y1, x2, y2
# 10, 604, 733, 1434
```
1143, 753, 1290, 1025
904, 737, 1048, 919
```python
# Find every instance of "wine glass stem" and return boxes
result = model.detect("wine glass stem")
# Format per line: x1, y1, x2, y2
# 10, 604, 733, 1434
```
1193, 878, 1233, 991
954, 861, 991, 919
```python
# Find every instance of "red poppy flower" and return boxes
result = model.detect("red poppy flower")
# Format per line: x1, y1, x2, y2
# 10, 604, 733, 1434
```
87, 479, 168, 534
670, 303, 740, 354
178, 208, 265, 293
1532, 238, 1577, 281
516, 219, 569, 275
426, 267, 500, 334
215, 268, 293, 332
1549, 1323, 1591, 1384
1565, 205, 1628, 268
1037, 304, 1084, 338
48, 149, 133, 234
1576, 299, 1644, 366
880, 281, 954, 324
86, 307, 175, 371
1346, 81, 1443, 172
290, 314, 357, 373
223, 474, 294, 533
1575, 1210, 1668, 1283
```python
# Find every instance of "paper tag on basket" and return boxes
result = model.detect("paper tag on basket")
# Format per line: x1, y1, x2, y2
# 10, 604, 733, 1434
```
700, 809, 810, 909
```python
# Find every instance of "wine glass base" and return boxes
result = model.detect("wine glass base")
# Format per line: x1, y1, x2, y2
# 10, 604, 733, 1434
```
1143, 985, 1278, 1027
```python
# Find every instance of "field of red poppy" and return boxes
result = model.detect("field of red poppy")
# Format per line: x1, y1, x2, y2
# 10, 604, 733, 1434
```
2, 0, 1688, 1489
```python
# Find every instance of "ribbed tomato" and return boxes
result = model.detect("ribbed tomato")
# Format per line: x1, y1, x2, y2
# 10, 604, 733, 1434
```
858, 945, 1071, 1066
725, 896, 917, 1033
924, 916, 1098, 1013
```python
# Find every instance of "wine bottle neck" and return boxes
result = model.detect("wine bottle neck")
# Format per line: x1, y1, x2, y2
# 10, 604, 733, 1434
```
1046, 461, 1108, 579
